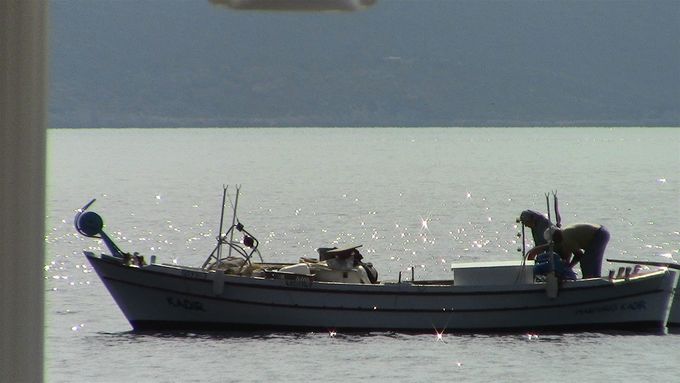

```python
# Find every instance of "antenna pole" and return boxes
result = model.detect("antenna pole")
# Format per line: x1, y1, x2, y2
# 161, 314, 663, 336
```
553, 191, 561, 228
216, 185, 228, 263
227, 185, 241, 261
521, 223, 526, 260
544, 191, 559, 298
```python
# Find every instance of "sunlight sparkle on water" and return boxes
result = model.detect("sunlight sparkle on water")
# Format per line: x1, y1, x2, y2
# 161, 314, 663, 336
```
419, 214, 431, 233
434, 328, 445, 342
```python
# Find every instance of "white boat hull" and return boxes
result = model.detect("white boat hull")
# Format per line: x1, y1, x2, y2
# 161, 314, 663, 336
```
668, 280, 680, 328
85, 252, 677, 333
603, 259, 680, 329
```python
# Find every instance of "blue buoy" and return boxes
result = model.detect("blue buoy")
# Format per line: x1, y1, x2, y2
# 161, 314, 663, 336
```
77, 211, 103, 237
533, 251, 577, 280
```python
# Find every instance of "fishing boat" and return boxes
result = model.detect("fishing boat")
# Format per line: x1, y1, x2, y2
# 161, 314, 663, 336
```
75, 187, 678, 333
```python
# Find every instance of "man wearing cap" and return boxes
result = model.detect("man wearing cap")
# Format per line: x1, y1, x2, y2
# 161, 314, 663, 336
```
519, 210, 552, 246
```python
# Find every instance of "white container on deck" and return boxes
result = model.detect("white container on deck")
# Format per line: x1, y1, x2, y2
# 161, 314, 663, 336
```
452, 260, 535, 286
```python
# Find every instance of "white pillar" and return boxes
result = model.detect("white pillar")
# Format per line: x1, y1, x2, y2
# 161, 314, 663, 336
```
0, 1, 47, 382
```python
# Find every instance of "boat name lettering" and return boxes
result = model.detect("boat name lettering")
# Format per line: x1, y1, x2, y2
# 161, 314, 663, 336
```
284, 276, 312, 288
575, 300, 647, 316
167, 297, 206, 312
181, 269, 207, 279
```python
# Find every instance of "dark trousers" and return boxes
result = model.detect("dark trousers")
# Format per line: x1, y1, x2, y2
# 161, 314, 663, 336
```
581, 226, 610, 278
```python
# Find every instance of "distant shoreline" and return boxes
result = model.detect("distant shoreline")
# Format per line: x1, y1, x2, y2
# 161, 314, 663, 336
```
47, 125, 678, 129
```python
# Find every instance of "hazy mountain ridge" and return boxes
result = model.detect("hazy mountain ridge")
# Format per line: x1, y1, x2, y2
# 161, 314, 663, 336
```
49, 0, 680, 127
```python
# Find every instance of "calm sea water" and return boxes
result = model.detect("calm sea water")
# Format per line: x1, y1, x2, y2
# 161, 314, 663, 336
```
45, 128, 679, 382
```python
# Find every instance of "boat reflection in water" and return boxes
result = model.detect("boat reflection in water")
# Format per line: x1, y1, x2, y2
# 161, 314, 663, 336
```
75, 187, 678, 334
